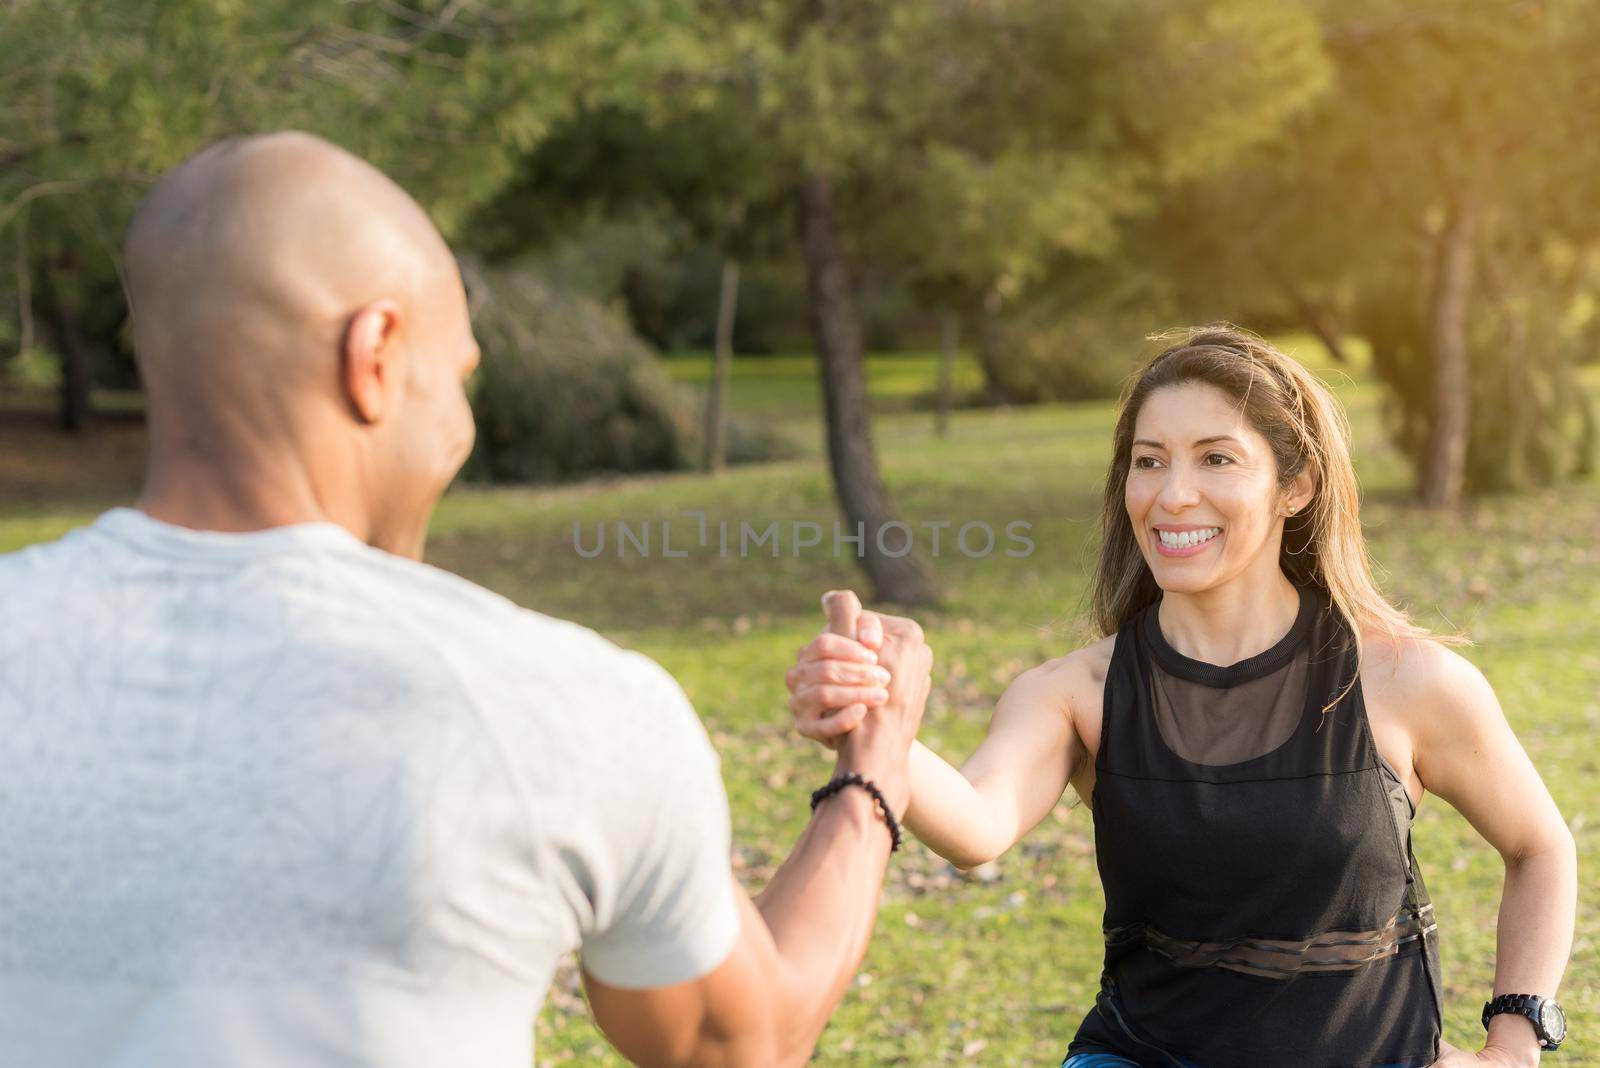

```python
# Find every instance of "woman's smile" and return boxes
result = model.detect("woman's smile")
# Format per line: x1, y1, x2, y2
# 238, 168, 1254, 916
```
1153, 524, 1222, 557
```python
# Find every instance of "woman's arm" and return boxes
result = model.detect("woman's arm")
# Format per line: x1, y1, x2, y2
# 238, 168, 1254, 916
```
1391, 640, 1578, 1066
789, 623, 1098, 870
902, 661, 1085, 868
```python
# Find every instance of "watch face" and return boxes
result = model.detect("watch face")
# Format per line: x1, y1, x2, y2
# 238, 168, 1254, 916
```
1540, 1000, 1567, 1041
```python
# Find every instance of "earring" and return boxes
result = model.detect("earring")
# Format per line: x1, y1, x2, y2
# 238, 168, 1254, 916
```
1287, 505, 1298, 516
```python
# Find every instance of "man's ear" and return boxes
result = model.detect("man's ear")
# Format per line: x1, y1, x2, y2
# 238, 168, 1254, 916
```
342, 299, 404, 424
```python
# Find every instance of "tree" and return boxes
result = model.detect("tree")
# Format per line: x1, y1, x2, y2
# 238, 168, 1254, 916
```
686, 0, 1328, 601
88, 0, 1329, 603
1129, 0, 1600, 505
706, 253, 741, 471
465, 2, 948, 602
0, 0, 673, 425
848, 0, 1332, 405
465, 98, 794, 475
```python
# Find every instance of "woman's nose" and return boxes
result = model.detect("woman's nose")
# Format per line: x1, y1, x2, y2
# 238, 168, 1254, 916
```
1157, 465, 1202, 512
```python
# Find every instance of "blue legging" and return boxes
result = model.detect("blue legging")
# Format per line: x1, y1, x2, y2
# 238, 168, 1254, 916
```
1063, 1055, 1417, 1067
1063, 1053, 1200, 1067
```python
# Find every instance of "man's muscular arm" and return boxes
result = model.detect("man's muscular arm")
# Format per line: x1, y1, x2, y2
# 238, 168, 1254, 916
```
585, 592, 931, 1068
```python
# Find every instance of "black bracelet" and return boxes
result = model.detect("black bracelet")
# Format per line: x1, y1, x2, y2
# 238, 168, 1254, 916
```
810, 772, 903, 853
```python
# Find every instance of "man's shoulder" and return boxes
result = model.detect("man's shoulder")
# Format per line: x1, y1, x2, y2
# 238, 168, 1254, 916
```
0, 523, 93, 591
341, 546, 685, 702
353, 557, 714, 777
0, 515, 695, 729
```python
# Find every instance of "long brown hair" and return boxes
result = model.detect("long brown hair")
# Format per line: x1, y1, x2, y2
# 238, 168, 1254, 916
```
1092, 325, 1446, 678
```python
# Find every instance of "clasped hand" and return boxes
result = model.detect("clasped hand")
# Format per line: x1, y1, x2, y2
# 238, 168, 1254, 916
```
784, 589, 932, 758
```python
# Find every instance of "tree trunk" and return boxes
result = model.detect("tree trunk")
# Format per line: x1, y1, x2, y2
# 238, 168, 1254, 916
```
936, 311, 957, 437
1500, 303, 1530, 491
1282, 282, 1347, 365
1418, 194, 1478, 509
797, 173, 938, 605
14, 216, 34, 356
976, 284, 1014, 405
42, 255, 91, 433
704, 257, 739, 472
1562, 356, 1597, 478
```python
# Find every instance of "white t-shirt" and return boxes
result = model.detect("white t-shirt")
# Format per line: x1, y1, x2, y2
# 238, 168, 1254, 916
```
0, 508, 741, 1067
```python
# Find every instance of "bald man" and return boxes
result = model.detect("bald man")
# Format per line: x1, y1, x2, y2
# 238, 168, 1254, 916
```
0, 132, 932, 1067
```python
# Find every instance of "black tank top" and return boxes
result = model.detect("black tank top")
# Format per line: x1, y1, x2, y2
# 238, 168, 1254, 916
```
1067, 584, 1443, 1067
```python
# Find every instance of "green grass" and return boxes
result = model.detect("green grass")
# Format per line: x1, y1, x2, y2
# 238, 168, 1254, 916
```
661, 349, 989, 442
2, 350, 1596, 1066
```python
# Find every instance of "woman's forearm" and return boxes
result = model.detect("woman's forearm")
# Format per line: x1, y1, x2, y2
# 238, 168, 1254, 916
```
903, 741, 1014, 869
1483, 833, 1578, 1062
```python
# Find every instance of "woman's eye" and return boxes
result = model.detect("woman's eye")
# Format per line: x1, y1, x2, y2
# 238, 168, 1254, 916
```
1132, 456, 1160, 470
1203, 452, 1234, 466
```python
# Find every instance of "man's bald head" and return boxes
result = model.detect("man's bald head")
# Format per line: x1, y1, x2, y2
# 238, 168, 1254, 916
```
125, 132, 481, 556
125, 132, 455, 395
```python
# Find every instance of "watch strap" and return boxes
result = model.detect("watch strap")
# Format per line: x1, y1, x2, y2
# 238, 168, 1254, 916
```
1482, 993, 1561, 1049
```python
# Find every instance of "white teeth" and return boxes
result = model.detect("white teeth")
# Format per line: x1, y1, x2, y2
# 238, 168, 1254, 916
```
1158, 527, 1220, 549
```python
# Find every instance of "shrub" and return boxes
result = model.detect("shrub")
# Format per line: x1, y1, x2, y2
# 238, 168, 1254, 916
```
985, 298, 1172, 403
461, 265, 792, 482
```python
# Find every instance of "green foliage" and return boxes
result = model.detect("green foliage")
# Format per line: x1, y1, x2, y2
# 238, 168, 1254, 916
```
9, 0, 1599, 501
500, 213, 814, 355
461, 264, 791, 482
1463, 309, 1597, 492
464, 273, 686, 482
1329, 0, 1600, 496
0, 0, 701, 400
463, 0, 1332, 373
809, 0, 1334, 407
873, 0, 1332, 299
4, 349, 63, 391
0, 0, 686, 237
984, 269, 1178, 403
1362, 276, 1598, 496
1128, 0, 1600, 498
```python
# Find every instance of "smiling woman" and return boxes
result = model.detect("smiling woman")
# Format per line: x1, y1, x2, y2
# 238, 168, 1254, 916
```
1096, 327, 1429, 680
786, 324, 1579, 1068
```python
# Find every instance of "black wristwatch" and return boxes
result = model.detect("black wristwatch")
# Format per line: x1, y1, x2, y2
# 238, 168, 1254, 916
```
1482, 993, 1567, 1051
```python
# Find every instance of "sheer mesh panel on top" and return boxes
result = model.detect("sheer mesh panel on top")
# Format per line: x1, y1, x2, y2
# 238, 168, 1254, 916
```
1148, 648, 1309, 766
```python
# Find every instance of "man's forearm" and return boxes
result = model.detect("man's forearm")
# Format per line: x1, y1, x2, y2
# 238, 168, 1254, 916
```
750, 739, 903, 1066
1484, 836, 1578, 1063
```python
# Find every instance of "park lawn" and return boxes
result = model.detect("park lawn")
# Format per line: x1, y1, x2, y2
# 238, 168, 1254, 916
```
0, 348, 1595, 1065
661, 348, 989, 423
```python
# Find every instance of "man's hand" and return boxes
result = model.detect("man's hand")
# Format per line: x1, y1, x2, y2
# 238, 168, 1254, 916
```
783, 592, 889, 750
786, 590, 932, 818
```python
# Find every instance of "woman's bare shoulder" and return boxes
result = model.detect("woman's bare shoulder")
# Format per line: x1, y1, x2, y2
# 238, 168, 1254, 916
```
1054, 633, 1117, 678
1359, 627, 1490, 725
1010, 633, 1116, 715
1361, 627, 1477, 686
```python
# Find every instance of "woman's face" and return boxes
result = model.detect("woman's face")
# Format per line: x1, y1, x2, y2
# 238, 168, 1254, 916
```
1125, 381, 1304, 595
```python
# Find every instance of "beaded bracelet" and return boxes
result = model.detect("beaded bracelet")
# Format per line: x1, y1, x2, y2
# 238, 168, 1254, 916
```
810, 772, 903, 853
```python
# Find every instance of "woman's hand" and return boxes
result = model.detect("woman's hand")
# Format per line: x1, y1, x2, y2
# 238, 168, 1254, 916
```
788, 591, 1096, 869
1428, 1037, 1538, 1067
784, 591, 896, 750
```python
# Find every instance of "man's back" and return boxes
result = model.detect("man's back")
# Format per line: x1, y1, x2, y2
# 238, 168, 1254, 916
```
0, 509, 738, 1067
